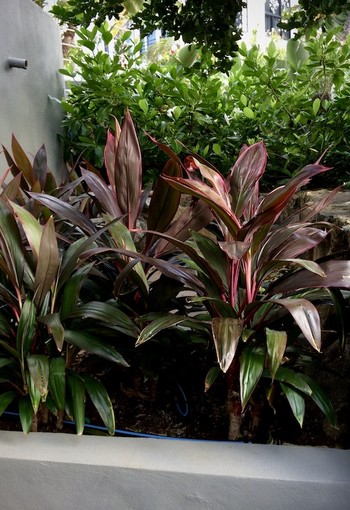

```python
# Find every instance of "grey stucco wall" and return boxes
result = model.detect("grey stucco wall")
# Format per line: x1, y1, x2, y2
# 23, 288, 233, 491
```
0, 0, 65, 180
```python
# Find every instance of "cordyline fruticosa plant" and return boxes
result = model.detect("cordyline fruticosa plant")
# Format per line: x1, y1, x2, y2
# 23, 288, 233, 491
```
0, 112, 211, 434
137, 140, 350, 440
0, 136, 141, 435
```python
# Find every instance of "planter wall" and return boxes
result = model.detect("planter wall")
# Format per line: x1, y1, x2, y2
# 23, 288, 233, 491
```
0, 431, 349, 510
0, 0, 65, 179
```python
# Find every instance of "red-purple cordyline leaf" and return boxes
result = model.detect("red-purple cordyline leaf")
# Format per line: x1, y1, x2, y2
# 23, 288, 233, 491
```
81, 168, 122, 218
162, 175, 241, 237
153, 200, 213, 257
32, 145, 48, 189
146, 132, 184, 168
256, 225, 328, 269
194, 158, 230, 206
80, 246, 205, 294
269, 298, 321, 351
114, 110, 142, 229
212, 317, 244, 372
1, 173, 22, 201
34, 216, 60, 307
147, 159, 182, 234
267, 260, 350, 294
240, 163, 331, 241
11, 135, 34, 187
146, 229, 224, 290
104, 117, 121, 193
281, 187, 340, 226
228, 142, 267, 219
29, 192, 97, 235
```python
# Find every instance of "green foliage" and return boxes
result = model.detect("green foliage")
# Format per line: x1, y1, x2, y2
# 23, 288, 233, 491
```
61, 26, 350, 189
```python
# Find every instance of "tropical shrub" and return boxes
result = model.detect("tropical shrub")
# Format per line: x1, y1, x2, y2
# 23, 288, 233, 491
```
61, 26, 350, 188
138, 138, 350, 440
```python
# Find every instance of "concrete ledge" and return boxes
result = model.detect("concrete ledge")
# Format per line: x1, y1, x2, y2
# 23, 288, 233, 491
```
0, 432, 349, 510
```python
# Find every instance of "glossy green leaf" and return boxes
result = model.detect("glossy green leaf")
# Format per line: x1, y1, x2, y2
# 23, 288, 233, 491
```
26, 372, 41, 414
16, 298, 36, 359
60, 264, 94, 319
68, 301, 139, 338
300, 374, 336, 426
27, 355, 50, 400
67, 373, 85, 436
34, 216, 60, 307
10, 202, 42, 259
212, 317, 244, 373
280, 382, 305, 428
64, 330, 129, 366
204, 366, 221, 392
266, 328, 287, 381
0, 198, 25, 288
38, 313, 65, 352
83, 374, 115, 435
137, 315, 188, 346
49, 357, 66, 411
240, 346, 265, 410
270, 367, 312, 396
19, 395, 33, 434
268, 298, 321, 351
0, 390, 16, 415
0, 358, 14, 368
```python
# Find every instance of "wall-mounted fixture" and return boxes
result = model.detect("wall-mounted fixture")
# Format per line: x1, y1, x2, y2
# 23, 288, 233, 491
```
8, 57, 27, 69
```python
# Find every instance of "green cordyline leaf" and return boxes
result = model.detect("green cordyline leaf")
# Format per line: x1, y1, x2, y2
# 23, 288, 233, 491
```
0, 198, 25, 288
280, 382, 305, 428
114, 110, 142, 230
105, 216, 149, 292
81, 168, 122, 218
26, 371, 41, 414
192, 231, 228, 285
64, 330, 129, 367
147, 159, 182, 235
60, 264, 94, 319
267, 367, 312, 396
0, 358, 14, 368
27, 355, 50, 400
301, 374, 336, 426
266, 328, 287, 381
9, 201, 43, 259
34, 216, 60, 308
38, 313, 65, 352
82, 374, 115, 435
16, 298, 36, 359
204, 366, 221, 392
49, 357, 66, 411
68, 301, 140, 338
67, 373, 85, 436
240, 345, 265, 411
19, 395, 33, 434
0, 313, 11, 337
28, 192, 96, 235
0, 340, 20, 360
0, 390, 16, 415
268, 298, 321, 352
212, 317, 244, 373
137, 315, 189, 346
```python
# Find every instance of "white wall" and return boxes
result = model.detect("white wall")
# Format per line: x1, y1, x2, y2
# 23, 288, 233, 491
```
0, 0, 65, 180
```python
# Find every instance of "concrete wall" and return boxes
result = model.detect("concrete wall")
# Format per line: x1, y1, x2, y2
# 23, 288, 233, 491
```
0, 0, 65, 180
1, 432, 350, 510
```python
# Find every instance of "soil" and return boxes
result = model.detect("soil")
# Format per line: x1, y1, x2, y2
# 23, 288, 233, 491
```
1, 336, 349, 448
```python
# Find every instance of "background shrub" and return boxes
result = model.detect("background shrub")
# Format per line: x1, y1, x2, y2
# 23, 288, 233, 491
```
61, 26, 350, 189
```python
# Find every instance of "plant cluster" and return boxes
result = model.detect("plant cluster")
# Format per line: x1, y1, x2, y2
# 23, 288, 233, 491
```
60, 26, 350, 189
1, 112, 349, 442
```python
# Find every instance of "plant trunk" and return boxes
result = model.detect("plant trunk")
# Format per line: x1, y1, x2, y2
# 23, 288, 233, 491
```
226, 357, 243, 440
